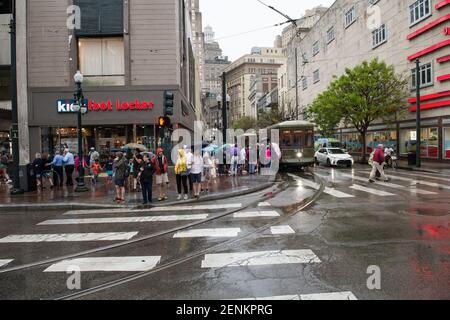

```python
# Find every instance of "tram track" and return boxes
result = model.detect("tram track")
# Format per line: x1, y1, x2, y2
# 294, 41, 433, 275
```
55, 172, 325, 300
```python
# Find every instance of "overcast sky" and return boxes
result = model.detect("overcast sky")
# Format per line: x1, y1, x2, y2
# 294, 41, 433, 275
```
201, 0, 336, 61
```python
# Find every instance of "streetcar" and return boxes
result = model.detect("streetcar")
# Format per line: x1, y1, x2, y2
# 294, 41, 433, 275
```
267, 120, 316, 170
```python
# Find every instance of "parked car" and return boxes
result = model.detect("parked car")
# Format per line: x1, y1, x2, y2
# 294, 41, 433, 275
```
315, 148, 354, 168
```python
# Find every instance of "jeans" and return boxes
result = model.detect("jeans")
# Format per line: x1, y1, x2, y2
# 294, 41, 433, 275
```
65, 165, 74, 186
141, 180, 152, 203
249, 164, 256, 174
176, 174, 188, 195
231, 156, 239, 175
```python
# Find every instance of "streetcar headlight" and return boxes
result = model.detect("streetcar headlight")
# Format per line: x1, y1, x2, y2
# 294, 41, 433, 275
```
297, 152, 303, 158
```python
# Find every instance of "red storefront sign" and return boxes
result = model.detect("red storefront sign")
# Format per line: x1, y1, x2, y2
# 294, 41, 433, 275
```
88, 99, 154, 111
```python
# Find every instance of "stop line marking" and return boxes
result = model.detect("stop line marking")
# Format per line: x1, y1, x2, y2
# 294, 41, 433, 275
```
0, 232, 138, 243
44, 256, 161, 272
173, 228, 241, 238
38, 214, 209, 225
233, 211, 280, 218
350, 184, 396, 196
232, 291, 357, 300
201, 250, 321, 268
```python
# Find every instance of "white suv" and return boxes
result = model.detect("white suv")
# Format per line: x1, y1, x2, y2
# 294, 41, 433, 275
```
315, 148, 354, 168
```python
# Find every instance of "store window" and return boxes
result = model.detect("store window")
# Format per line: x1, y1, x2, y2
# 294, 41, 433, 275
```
342, 133, 363, 153
78, 37, 125, 86
366, 131, 397, 154
400, 128, 439, 158
444, 127, 450, 160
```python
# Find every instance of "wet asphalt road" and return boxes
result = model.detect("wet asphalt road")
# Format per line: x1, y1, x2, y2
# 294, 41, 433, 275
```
0, 166, 448, 300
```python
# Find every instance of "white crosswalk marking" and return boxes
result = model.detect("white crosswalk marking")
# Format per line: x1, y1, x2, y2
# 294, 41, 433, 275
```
173, 228, 241, 238
232, 291, 357, 300
270, 226, 295, 235
201, 250, 321, 268
0, 259, 13, 268
324, 187, 355, 198
44, 256, 161, 272
394, 171, 450, 183
64, 203, 242, 215
38, 214, 209, 226
0, 232, 138, 243
350, 184, 396, 196
340, 173, 437, 195
387, 174, 450, 190
233, 211, 280, 218
258, 202, 272, 207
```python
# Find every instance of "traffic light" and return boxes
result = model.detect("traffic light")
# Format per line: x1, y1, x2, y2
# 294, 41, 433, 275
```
164, 91, 174, 116
158, 116, 171, 128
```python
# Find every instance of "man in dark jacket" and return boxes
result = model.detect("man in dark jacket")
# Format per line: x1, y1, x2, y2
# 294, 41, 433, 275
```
369, 144, 388, 183
139, 154, 154, 204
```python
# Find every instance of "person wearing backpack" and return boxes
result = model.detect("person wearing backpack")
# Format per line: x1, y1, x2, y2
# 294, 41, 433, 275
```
139, 154, 154, 205
229, 144, 239, 176
113, 152, 128, 204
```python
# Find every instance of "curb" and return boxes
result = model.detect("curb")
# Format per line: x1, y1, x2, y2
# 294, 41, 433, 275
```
0, 179, 276, 212
396, 166, 440, 174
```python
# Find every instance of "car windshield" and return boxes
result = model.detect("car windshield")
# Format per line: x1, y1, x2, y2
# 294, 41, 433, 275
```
328, 149, 345, 154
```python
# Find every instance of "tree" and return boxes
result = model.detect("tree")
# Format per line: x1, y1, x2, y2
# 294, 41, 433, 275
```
308, 58, 408, 161
257, 106, 284, 129
231, 116, 257, 131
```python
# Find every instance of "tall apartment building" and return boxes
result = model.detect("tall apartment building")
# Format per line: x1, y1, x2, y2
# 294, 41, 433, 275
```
187, 0, 205, 93
286, 0, 450, 162
12, 0, 199, 162
224, 46, 286, 122
0, 11, 11, 149
203, 25, 230, 129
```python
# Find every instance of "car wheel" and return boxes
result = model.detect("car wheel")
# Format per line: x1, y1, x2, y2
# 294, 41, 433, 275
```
347, 164, 352, 168
315, 157, 319, 165
327, 158, 331, 167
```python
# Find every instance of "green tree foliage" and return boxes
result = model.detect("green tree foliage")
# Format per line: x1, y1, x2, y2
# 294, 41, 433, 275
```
308, 58, 408, 160
231, 116, 257, 131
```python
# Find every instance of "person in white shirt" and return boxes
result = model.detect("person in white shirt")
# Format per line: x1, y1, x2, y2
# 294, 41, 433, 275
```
191, 150, 204, 199
239, 147, 247, 175
184, 145, 194, 194
203, 152, 213, 193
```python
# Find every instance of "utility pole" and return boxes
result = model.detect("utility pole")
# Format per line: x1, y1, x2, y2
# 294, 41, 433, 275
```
415, 59, 421, 168
295, 47, 299, 120
222, 71, 227, 151
9, 0, 24, 195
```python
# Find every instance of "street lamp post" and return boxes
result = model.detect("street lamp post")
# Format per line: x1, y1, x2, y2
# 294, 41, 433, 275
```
415, 59, 421, 168
73, 71, 89, 192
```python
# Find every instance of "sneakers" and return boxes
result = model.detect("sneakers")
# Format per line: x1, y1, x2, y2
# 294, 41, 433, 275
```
184, 194, 189, 200
177, 194, 182, 200
369, 179, 375, 183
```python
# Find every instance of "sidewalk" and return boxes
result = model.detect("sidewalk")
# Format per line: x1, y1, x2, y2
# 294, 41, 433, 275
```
396, 160, 450, 174
0, 172, 276, 211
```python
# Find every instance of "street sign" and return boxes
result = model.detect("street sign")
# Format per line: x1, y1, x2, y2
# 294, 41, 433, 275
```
0, 0, 12, 14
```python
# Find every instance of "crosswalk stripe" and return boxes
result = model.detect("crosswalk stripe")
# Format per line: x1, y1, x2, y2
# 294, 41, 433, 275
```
270, 226, 295, 235
0, 259, 13, 268
299, 291, 358, 300
381, 174, 450, 190
324, 187, 355, 198
392, 171, 450, 184
201, 249, 321, 268
44, 256, 161, 272
0, 232, 138, 243
232, 291, 357, 300
258, 202, 272, 207
233, 211, 280, 218
350, 184, 396, 196
340, 173, 437, 195
38, 214, 209, 226
64, 203, 242, 215
173, 228, 241, 238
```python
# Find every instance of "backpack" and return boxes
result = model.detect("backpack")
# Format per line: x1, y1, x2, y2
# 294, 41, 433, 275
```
233, 149, 238, 157
368, 151, 375, 166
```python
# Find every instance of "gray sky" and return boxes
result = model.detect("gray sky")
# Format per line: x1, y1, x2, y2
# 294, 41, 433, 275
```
201, 0, 336, 61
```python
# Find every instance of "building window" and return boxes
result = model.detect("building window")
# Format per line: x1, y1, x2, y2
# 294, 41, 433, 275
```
400, 128, 439, 158
409, 0, 432, 26
372, 24, 387, 48
326, 27, 335, 44
444, 127, 450, 159
411, 62, 433, 88
74, 0, 123, 36
312, 41, 320, 56
302, 77, 308, 90
78, 37, 125, 86
313, 69, 320, 83
345, 6, 356, 28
